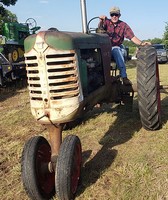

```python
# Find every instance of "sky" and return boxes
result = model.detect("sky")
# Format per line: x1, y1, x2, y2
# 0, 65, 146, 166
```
5, 0, 168, 40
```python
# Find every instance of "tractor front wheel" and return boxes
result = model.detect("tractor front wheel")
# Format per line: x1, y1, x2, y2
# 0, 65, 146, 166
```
21, 136, 55, 200
55, 135, 82, 200
137, 46, 161, 130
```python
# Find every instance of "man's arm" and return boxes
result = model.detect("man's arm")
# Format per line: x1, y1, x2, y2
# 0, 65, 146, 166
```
98, 15, 107, 30
131, 36, 151, 46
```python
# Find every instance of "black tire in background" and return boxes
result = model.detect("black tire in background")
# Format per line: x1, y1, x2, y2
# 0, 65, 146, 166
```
21, 136, 55, 200
55, 135, 82, 200
137, 46, 161, 130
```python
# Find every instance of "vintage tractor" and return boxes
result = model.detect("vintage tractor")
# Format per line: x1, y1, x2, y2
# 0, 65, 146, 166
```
21, 1, 164, 200
0, 18, 40, 86
1, 18, 40, 63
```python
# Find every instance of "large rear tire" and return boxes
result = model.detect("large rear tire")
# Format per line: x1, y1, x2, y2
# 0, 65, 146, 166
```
21, 136, 55, 200
55, 135, 82, 200
137, 46, 161, 130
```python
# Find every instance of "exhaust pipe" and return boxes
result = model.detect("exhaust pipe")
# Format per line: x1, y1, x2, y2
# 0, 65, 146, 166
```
80, 0, 88, 33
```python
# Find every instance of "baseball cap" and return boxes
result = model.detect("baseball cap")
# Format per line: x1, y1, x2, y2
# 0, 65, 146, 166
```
109, 6, 120, 15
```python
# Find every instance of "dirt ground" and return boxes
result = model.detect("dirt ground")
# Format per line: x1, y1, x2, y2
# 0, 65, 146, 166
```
0, 64, 168, 200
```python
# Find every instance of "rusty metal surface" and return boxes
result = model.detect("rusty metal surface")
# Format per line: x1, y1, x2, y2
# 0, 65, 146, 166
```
25, 30, 135, 125
25, 32, 83, 124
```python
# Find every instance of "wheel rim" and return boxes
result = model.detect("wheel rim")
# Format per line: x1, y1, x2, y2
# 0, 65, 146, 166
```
36, 143, 55, 195
12, 50, 18, 62
71, 143, 82, 194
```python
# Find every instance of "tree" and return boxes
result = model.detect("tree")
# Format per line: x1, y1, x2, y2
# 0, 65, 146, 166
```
0, 0, 17, 6
0, 0, 18, 33
163, 22, 168, 49
150, 38, 163, 44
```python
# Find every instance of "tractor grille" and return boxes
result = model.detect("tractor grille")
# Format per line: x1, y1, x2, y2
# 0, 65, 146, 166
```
25, 50, 79, 101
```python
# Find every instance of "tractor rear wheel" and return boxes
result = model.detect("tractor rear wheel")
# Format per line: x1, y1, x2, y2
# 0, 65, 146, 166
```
21, 136, 55, 200
55, 135, 82, 200
8, 48, 19, 63
137, 46, 161, 130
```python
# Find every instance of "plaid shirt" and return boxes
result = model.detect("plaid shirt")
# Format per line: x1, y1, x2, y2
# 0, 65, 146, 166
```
99, 19, 134, 46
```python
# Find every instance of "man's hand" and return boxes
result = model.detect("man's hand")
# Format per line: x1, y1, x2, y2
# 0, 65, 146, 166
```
140, 41, 151, 46
99, 15, 107, 21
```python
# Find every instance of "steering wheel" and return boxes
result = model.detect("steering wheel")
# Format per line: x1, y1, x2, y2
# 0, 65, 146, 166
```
26, 18, 37, 30
87, 16, 100, 33
87, 16, 107, 34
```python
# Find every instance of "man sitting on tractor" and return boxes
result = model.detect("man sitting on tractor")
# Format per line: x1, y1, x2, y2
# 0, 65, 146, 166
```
99, 6, 151, 85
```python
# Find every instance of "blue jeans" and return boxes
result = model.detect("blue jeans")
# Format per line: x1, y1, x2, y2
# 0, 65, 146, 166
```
111, 46, 127, 78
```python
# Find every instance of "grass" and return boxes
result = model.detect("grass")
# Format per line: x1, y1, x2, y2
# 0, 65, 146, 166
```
0, 62, 168, 200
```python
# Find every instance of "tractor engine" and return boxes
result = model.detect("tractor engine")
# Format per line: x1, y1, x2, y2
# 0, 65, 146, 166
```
24, 30, 112, 124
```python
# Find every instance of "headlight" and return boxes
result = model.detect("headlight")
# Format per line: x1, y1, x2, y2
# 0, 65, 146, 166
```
161, 52, 166, 56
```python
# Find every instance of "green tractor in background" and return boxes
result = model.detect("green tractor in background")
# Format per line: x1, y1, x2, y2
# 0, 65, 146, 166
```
0, 18, 40, 86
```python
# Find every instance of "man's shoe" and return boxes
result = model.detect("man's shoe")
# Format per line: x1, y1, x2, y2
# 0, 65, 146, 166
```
122, 77, 132, 85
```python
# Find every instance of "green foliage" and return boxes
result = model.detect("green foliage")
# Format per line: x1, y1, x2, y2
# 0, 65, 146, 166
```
163, 22, 168, 49
150, 38, 163, 44
123, 40, 136, 48
0, 0, 17, 17
0, 1, 18, 34
123, 37, 165, 55
123, 22, 168, 51
123, 40, 137, 55
129, 46, 137, 55
0, 0, 17, 6
0, 9, 17, 33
